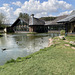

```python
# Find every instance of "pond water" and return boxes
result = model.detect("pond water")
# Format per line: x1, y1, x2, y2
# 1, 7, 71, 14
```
0, 33, 59, 65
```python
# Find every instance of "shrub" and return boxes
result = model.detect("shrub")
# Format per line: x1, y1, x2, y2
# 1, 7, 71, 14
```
6, 59, 16, 64
25, 56, 31, 59
17, 57, 21, 59
60, 30, 65, 35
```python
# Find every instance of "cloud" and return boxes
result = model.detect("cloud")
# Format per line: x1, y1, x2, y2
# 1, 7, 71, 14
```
0, 0, 73, 24
0, 3, 17, 24
14, 0, 72, 17
59, 10, 73, 16
35, 12, 48, 18
12, 1, 22, 7
58, 1, 72, 10
14, 8, 22, 16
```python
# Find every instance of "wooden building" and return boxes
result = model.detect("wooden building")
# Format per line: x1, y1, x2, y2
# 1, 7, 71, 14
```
29, 14, 48, 33
11, 14, 48, 33
10, 10, 75, 33
58, 10, 75, 33
11, 18, 29, 33
45, 15, 68, 32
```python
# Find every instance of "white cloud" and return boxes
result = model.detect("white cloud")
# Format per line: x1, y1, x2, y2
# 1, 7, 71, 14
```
14, 8, 22, 16
0, 0, 73, 24
59, 10, 73, 16
58, 1, 72, 10
35, 12, 48, 18
14, 0, 72, 18
12, 1, 22, 7
0, 3, 17, 24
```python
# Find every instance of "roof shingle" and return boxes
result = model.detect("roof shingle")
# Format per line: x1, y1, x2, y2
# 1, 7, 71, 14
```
58, 10, 75, 23
45, 15, 68, 25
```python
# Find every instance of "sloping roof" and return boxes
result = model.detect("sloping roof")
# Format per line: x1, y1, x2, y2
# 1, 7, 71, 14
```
19, 18, 29, 24
11, 18, 28, 27
29, 16, 45, 25
58, 10, 75, 23
45, 15, 68, 25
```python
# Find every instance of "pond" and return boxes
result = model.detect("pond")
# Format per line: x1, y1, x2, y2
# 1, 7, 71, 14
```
0, 33, 59, 65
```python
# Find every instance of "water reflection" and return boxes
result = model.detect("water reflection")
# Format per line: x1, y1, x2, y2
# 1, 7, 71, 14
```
0, 33, 59, 65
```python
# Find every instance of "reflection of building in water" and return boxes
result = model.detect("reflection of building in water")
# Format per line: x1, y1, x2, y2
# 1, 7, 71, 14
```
0, 33, 54, 65
0, 33, 18, 49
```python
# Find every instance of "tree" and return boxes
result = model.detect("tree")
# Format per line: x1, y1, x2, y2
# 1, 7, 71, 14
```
19, 13, 29, 22
40, 17, 57, 21
19, 13, 23, 18
0, 13, 6, 27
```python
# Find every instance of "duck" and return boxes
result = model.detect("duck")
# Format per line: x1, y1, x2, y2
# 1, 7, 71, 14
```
2, 48, 6, 51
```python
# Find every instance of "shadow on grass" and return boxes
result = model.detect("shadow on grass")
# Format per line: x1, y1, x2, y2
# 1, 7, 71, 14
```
70, 44, 75, 47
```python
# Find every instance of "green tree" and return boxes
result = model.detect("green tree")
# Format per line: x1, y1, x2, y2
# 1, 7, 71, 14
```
19, 13, 29, 22
0, 13, 6, 27
19, 13, 23, 18
40, 17, 57, 21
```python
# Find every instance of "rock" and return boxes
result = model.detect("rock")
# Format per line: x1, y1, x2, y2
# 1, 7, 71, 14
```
69, 41, 75, 45
71, 47, 75, 50
48, 38, 53, 47
64, 44, 70, 47
59, 36, 65, 40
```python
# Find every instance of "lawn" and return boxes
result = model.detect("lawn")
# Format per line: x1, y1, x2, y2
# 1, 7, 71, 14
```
66, 36, 75, 41
0, 36, 75, 75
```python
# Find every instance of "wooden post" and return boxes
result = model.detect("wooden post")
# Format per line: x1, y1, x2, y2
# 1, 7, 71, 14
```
65, 23, 68, 33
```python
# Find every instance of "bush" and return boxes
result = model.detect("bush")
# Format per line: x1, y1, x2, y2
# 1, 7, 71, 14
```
60, 30, 65, 35
6, 59, 16, 64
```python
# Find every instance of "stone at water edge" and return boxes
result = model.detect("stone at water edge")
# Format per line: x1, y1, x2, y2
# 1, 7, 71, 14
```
71, 47, 75, 50
64, 44, 70, 47
59, 36, 66, 40
48, 38, 53, 47
69, 41, 75, 45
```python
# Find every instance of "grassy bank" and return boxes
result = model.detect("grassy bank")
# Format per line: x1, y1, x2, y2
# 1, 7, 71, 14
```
0, 36, 75, 75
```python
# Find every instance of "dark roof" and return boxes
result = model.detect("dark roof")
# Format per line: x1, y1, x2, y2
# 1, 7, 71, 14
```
58, 10, 75, 23
45, 15, 68, 25
11, 18, 28, 27
29, 16, 45, 25
19, 18, 29, 24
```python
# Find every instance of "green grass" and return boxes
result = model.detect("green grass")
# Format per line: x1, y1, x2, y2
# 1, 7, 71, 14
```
0, 36, 75, 75
66, 36, 75, 41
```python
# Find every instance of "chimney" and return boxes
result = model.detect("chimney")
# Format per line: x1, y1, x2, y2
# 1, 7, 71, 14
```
31, 14, 34, 17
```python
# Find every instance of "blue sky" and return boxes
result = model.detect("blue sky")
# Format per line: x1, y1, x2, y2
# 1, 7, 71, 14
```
0, 0, 75, 7
0, 0, 75, 24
